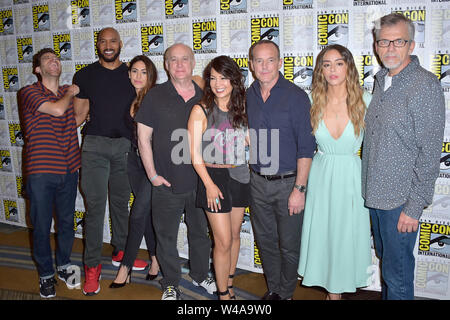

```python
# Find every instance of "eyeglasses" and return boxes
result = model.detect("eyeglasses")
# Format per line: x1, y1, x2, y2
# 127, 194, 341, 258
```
376, 39, 410, 47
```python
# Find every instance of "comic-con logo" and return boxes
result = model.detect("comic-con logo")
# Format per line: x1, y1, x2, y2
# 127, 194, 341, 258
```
141, 24, 164, 56
418, 222, 450, 259
17, 37, 33, 63
0, 96, 4, 120
254, 241, 262, 269
32, 3, 50, 32
0, 8, 14, 35
165, 0, 189, 19
317, 12, 349, 49
283, 0, 313, 10
53, 33, 72, 61
0, 150, 12, 172
192, 19, 217, 54
232, 56, 249, 88
9, 122, 23, 146
441, 142, 450, 177
220, 0, 247, 14
251, 15, 280, 45
393, 8, 426, 47
93, 29, 100, 57
415, 260, 449, 296
74, 210, 85, 234
75, 62, 90, 72
431, 53, 450, 91
355, 54, 379, 90
284, 55, 313, 90
71, 0, 90, 28
115, 0, 137, 23
2, 67, 19, 92
3, 200, 18, 222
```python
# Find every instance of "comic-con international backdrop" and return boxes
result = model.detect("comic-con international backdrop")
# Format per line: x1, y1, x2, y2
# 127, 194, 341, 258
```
0, 0, 449, 299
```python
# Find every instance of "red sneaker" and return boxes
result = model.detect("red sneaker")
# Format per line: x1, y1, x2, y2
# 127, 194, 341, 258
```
112, 251, 148, 271
82, 264, 101, 296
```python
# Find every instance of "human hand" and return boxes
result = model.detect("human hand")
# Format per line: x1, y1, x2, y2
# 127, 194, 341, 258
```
397, 211, 419, 233
288, 189, 305, 216
206, 184, 224, 212
151, 175, 171, 188
68, 84, 80, 97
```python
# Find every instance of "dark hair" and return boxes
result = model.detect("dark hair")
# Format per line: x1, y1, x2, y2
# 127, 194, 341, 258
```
128, 55, 157, 116
32, 48, 57, 81
200, 55, 247, 129
249, 40, 280, 61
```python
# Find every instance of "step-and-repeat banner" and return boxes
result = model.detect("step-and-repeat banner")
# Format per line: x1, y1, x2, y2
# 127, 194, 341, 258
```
0, 0, 449, 299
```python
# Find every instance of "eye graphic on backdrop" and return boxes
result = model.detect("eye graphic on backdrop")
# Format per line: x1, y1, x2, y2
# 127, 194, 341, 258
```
293, 67, 312, 86
260, 28, 279, 41
201, 32, 216, 47
149, 35, 163, 49
38, 13, 49, 26
122, 3, 136, 17
328, 25, 348, 44
174, 0, 188, 11
79, 8, 89, 22
430, 235, 450, 250
441, 154, 450, 171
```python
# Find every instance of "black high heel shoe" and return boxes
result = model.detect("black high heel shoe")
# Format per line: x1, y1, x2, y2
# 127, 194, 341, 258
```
146, 272, 158, 281
228, 274, 236, 300
109, 268, 131, 288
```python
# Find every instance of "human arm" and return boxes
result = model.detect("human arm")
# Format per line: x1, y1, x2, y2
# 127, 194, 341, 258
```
37, 84, 79, 117
288, 158, 312, 216
187, 105, 223, 212
137, 122, 171, 187
398, 78, 445, 231
73, 97, 89, 127
288, 89, 316, 216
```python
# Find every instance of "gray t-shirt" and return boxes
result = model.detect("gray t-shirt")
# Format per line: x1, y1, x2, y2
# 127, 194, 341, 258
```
201, 104, 249, 183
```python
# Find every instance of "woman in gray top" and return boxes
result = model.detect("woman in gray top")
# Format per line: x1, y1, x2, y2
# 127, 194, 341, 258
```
188, 55, 249, 300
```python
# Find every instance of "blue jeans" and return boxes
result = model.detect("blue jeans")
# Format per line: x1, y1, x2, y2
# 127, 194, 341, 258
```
27, 171, 78, 279
369, 205, 418, 300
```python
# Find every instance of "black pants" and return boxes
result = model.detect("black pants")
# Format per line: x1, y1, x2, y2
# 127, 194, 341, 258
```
152, 185, 211, 288
121, 149, 156, 268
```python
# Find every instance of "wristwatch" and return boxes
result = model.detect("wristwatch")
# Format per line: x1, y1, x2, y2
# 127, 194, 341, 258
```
294, 184, 307, 193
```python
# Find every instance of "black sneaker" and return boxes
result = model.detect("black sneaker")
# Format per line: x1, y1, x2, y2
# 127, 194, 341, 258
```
57, 266, 81, 289
39, 277, 56, 298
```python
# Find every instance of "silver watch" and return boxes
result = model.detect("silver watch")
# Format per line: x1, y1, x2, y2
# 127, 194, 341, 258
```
294, 184, 306, 193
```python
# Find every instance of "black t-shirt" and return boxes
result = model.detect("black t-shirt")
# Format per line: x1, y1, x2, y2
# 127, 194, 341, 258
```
135, 80, 202, 194
73, 61, 135, 140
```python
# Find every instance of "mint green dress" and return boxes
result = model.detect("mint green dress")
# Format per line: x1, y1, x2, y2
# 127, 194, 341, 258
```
297, 92, 372, 294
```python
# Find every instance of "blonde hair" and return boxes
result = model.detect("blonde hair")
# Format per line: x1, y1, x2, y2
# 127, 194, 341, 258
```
310, 45, 366, 137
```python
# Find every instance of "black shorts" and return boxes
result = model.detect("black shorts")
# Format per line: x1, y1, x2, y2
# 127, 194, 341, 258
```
196, 167, 250, 213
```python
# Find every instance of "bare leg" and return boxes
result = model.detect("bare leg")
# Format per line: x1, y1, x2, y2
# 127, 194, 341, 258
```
206, 210, 232, 300
228, 207, 245, 298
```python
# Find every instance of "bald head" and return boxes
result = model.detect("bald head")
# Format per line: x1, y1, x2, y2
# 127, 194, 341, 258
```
97, 27, 122, 64
164, 43, 195, 82
98, 27, 121, 41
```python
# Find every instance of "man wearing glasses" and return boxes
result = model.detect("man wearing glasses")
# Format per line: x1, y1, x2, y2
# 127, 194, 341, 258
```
362, 13, 445, 300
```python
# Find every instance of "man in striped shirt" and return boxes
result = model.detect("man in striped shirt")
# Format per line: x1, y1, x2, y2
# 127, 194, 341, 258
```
19, 48, 81, 298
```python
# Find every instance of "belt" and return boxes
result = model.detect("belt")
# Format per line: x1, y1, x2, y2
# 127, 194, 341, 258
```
252, 168, 297, 181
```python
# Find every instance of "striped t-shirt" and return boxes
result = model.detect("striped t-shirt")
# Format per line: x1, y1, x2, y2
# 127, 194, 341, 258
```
20, 81, 81, 175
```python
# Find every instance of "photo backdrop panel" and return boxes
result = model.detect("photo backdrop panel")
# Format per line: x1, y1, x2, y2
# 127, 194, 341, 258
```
0, 0, 449, 299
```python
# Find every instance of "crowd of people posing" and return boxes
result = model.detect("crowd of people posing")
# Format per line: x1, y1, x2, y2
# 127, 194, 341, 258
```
20, 13, 445, 301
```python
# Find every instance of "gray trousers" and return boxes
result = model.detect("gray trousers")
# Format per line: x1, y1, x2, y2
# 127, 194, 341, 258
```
152, 185, 211, 288
250, 171, 303, 299
80, 135, 131, 267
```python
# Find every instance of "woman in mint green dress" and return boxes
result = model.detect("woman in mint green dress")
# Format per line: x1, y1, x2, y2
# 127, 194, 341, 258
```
298, 45, 372, 300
